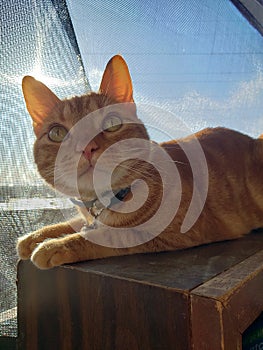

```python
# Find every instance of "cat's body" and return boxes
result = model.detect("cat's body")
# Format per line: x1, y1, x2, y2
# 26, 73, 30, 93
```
17, 55, 263, 269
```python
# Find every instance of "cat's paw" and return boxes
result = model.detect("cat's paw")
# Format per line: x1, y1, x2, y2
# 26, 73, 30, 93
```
31, 239, 74, 269
17, 233, 42, 260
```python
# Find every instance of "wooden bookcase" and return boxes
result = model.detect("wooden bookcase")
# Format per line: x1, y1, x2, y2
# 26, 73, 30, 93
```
17, 231, 263, 350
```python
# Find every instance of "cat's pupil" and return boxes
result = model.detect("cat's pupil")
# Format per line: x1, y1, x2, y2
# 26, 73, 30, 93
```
103, 115, 122, 132
48, 125, 68, 142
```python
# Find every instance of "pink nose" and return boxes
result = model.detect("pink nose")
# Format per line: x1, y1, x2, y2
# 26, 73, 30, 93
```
82, 140, 99, 161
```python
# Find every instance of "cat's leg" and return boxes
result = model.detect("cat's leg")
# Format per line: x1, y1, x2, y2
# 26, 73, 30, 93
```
16, 216, 84, 260
30, 226, 163, 269
30, 223, 221, 270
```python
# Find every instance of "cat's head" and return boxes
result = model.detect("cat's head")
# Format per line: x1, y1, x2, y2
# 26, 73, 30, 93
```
22, 55, 150, 200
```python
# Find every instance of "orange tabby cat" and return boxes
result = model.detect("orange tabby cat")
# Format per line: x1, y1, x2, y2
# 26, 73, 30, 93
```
17, 55, 263, 269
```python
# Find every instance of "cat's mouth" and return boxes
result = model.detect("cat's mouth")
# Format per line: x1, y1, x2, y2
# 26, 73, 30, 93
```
78, 164, 111, 179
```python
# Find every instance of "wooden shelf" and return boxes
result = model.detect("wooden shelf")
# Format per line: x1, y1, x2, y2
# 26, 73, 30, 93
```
17, 231, 263, 349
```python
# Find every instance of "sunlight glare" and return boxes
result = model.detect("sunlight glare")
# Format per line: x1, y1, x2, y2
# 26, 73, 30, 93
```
28, 65, 70, 87
1, 63, 78, 88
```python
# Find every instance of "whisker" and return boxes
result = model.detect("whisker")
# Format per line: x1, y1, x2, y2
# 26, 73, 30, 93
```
115, 154, 187, 166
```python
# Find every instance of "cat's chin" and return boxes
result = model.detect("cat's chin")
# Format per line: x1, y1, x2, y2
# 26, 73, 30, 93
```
55, 166, 135, 201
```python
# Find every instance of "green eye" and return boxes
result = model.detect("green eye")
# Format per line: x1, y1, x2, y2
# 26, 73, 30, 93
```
48, 125, 68, 142
102, 114, 122, 132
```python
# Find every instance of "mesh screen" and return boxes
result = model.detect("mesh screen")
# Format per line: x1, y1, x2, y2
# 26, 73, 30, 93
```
67, 0, 263, 139
0, 0, 89, 337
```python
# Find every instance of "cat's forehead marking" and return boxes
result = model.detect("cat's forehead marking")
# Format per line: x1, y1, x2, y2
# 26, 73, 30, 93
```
62, 94, 106, 123
89, 95, 101, 113
58, 95, 139, 139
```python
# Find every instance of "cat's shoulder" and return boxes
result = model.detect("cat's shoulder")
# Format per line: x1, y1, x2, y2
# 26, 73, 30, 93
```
193, 127, 255, 152
160, 127, 254, 155
162, 127, 252, 146
194, 127, 252, 140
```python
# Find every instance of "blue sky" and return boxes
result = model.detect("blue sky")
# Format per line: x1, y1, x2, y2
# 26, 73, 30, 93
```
67, 0, 263, 139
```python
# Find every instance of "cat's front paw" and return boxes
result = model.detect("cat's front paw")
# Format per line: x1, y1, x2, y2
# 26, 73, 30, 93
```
31, 238, 75, 269
17, 233, 41, 260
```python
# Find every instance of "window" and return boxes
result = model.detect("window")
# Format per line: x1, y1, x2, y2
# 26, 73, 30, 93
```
68, 0, 263, 139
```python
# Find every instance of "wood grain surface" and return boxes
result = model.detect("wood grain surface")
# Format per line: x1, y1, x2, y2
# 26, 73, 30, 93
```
17, 231, 263, 350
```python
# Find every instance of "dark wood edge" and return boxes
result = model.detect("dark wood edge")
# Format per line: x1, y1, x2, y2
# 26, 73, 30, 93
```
190, 250, 263, 349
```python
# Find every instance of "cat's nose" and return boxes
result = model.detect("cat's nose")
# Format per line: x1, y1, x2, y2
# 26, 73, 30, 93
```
82, 140, 99, 161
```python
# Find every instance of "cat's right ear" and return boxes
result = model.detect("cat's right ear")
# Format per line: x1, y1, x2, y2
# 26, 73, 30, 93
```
99, 55, 134, 103
22, 76, 61, 136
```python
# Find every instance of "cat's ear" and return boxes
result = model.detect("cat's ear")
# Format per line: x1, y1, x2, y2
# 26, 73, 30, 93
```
22, 76, 61, 135
99, 55, 134, 103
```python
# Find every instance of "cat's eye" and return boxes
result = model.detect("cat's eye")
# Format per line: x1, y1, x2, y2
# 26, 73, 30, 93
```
102, 114, 122, 132
48, 125, 68, 143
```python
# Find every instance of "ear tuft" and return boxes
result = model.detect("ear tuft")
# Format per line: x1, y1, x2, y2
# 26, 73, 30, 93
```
99, 55, 134, 103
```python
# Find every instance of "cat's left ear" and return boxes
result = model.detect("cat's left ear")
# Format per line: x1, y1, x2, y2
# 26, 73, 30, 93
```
22, 76, 61, 135
99, 55, 134, 103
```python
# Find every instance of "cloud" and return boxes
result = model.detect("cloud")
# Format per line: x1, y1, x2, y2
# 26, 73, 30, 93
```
228, 71, 263, 107
164, 71, 263, 137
